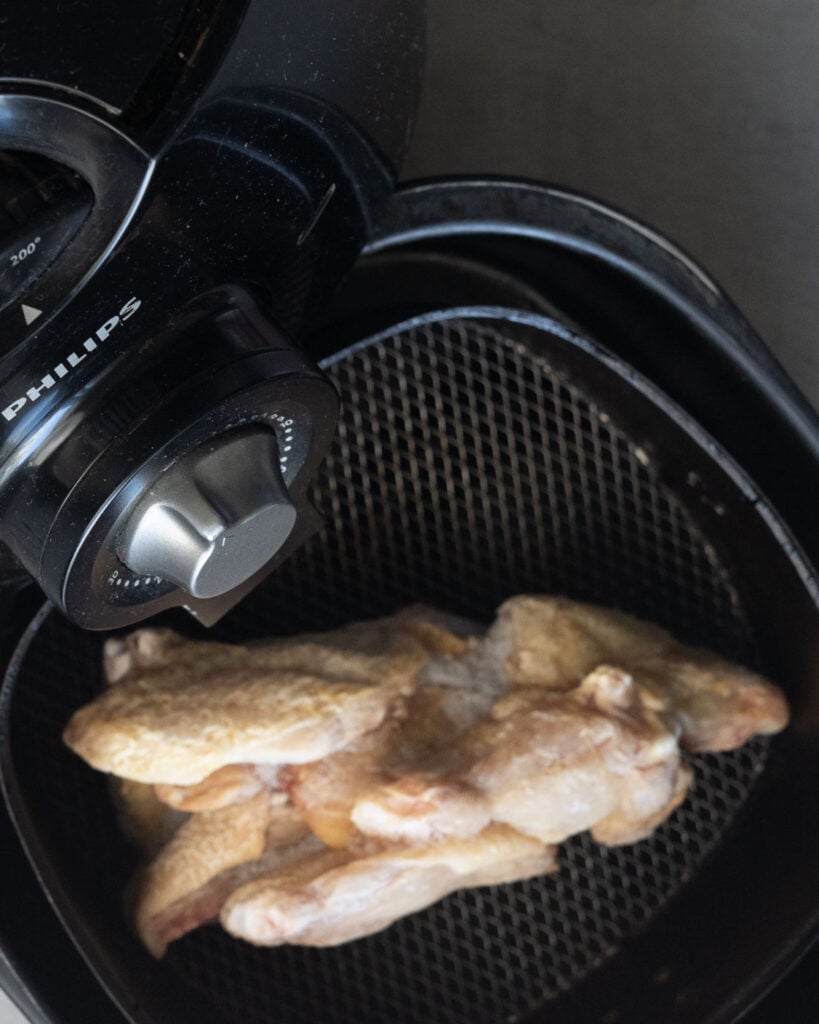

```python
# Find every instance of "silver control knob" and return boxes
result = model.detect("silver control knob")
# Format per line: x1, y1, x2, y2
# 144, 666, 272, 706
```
120, 429, 297, 599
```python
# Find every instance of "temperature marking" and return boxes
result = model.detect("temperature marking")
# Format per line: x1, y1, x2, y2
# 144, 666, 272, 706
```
108, 569, 163, 590
268, 414, 297, 475
10, 236, 42, 267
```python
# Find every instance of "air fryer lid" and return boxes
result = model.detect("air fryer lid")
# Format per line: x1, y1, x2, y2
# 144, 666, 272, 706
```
2, 261, 818, 1024
0, 0, 426, 629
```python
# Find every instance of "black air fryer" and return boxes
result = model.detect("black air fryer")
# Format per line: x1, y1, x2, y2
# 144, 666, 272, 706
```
0, 0, 424, 628
0, 4, 817, 1024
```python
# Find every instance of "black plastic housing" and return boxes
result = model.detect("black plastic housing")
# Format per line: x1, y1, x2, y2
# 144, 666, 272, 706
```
0, 0, 424, 166
0, 89, 390, 623
0, 0, 425, 623
0, 0, 427, 1010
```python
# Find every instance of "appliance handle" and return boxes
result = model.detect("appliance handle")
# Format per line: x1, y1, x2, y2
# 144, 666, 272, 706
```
373, 178, 818, 438
364, 178, 819, 570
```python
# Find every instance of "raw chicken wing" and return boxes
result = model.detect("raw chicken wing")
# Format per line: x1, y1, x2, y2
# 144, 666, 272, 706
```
464, 665, 690, 845
65, 597, 790, 957
351, 773, 490, 843
282, 721, 396, 848
135, 790, 313, 956
490, 596, 788, 750
64, 617, 429, 784
221, 825, 556, 947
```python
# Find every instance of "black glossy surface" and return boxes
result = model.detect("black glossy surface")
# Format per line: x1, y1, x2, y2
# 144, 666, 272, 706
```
0, 0, 189, 113
203, 0, 425, 173
0, 586, 125, 1024
0, 153, 92, 316
0, 97, 151, 360
0, 0, 424, 169
0, 0, 424, 623
0, 796, 127, 1024
0, 89, 390, 624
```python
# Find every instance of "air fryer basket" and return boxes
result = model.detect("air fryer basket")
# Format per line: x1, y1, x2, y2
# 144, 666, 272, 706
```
3, 286, 818, 1024
3, 303, 814, 1024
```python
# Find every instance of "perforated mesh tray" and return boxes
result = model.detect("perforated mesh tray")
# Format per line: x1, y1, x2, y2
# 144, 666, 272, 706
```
0, 310, 801, 1024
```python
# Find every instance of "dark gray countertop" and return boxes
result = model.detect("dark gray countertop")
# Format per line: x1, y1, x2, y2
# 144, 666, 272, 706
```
404, 0, 819, 408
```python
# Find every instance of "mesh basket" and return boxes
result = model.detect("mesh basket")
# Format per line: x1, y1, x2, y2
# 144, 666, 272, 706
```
7, 312, 771, 1024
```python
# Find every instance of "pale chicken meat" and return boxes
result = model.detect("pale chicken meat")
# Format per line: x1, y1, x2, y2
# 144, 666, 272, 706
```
463, 666, 691, 845
281, 721, 398, 848
64, 616, 430, 785
154, 764, 271, 813
62, 596, 789, 956
138, 828, 324, 957
628, 650, 789, 752
351, 773, 491, 844
221, 825, 557, 948
489, 596, 789, 750
488, 595, 671, 687
283, 609, 505, 849
134, 789, 315, 956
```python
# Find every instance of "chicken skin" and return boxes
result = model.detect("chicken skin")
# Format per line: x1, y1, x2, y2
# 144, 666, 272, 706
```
134, 790, 314, 956
154, 764, 270, 812
63, 595, 788, 956
281, 721, 398, 848
489, 596, 788, 750
351, 773, 491, 844
284, 615, 509, 847
221, 825, 556, 948
463, 666, 690, 845
64, 617, 429, 785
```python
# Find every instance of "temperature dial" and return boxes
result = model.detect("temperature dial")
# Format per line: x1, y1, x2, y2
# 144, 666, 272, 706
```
121, 428, 297, 600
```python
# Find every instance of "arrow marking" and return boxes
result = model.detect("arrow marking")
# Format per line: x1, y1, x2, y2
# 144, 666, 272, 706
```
21, 304, 43, 326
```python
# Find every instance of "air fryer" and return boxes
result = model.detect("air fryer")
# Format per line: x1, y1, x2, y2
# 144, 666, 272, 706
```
0, 4, 817, 1024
